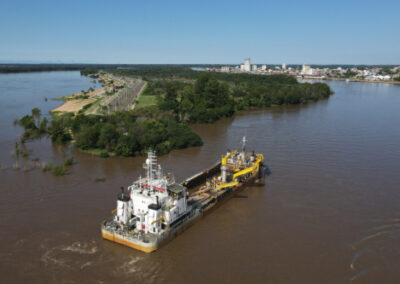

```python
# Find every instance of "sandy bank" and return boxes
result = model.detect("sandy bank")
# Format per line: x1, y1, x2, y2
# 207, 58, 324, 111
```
52, 87, 106, 113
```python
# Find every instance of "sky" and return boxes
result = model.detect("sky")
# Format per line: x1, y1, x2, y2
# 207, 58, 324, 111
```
0, 0, 399, 65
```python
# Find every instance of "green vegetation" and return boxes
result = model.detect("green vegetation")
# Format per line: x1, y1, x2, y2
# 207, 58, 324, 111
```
63, 157, 74, 166
0, 64, 119, 74
17, 67, 332, 158
42, 162, 53, 172
140, 72, 331, 123
53, 94, 90, 101
18, 107, 202, 157
18, 109, 48, 142
378, 68, 395, 75
95, 177, 106, 182
80, 148, 111, 158
52, 165, 67, 176
136, 93, 158, 109
394, 77, 400, 82
342, 69, 357, 78
70, 112, 202, 156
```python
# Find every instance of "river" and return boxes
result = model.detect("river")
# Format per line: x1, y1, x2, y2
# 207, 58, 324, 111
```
0, 72, 399, 283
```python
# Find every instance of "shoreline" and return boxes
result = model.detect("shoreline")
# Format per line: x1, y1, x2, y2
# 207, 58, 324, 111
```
51, 74, 146, 115
50, 74, 121, 114
51, 86, 107, 113
323, 77, 400, 85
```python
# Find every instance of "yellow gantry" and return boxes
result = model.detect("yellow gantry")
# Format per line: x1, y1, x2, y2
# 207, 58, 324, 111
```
151, 216, 163, 225
232, 167, 254, 180
216, 153, 264, 191
232, 153, 263, 180
221, 150, 237, 166
216, 181, 239, 191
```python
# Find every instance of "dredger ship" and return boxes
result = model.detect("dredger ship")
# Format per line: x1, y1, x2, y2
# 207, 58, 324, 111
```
101, 137, 265, 253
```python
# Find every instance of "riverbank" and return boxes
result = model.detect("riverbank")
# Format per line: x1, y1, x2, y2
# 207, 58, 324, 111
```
51, 74, 120, 114
323, 77, 400, 85
52, 86, 107, 113
14, 71, 332, 161
50, 73, 147, 115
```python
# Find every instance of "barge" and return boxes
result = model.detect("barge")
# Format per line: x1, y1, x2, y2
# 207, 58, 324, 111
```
101, 137, 265, 253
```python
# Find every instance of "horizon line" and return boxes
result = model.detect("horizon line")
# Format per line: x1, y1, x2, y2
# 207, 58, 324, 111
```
0, 62, 399, 66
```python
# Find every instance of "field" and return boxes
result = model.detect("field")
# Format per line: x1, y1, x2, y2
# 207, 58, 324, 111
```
135, 94, 157, 109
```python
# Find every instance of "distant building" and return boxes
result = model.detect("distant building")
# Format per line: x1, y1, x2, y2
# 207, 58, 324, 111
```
302, 64, 311, 74
261, 65, 267, 71
221, 66, 230, 72
282, 63, 286, 70
243, 58, 251, 72
252, 64, 258, 71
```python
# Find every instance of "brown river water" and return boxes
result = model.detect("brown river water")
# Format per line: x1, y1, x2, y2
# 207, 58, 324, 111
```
0, 72, 400, 283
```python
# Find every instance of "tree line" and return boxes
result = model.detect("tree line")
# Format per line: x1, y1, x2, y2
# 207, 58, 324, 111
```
16, 68, 332, 157
18, 109, 202, 157
141, 72, 332, 123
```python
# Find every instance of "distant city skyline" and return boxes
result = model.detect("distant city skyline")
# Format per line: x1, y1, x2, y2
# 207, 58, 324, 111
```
1, 0, 399, 65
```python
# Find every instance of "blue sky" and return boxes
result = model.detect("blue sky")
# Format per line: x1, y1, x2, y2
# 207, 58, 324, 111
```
0, 0, 399, 64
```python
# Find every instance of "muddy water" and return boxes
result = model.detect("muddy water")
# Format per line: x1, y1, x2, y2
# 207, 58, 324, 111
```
1, 73, 400, 283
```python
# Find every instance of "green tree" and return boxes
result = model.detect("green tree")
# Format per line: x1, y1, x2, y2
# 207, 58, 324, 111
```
75, 125, 100, 150
31, 108, 41, 126
97, 123, 118, 151
48, 119, 71, 144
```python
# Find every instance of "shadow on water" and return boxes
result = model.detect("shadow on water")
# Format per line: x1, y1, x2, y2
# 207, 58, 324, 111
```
233, 194, 248, 199
265, 165, 272, 176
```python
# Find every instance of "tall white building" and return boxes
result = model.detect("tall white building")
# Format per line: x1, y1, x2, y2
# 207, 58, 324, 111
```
243, 58, 251, 72
282, 63, 286, 70
261, 65, 267, 71
252, 64, 258, 71
302, 64, 311, 74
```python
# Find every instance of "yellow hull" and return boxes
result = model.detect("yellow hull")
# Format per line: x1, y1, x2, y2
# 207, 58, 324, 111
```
101, 231, 157, 253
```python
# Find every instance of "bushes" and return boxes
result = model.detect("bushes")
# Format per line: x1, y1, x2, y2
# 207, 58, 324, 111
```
42, 157, 73, 176
99, 150, 109, 158
52, 165, 67, 176
48, 115, 72, 144
63, 157, 74, 166
70, 113, 202, 157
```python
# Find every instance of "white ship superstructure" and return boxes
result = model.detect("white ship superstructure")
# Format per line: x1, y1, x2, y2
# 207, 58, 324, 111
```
114, 151, 188, 235
102, 138, 265, 253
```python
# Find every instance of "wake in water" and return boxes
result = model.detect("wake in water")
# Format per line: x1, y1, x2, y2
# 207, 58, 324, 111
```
117, 256, 141, 274
40, 240, 99, 269
60, 241, 98, 255
349, 216, 400, 282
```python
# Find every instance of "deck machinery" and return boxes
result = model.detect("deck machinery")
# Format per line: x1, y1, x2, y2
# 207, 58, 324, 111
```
101, 137, 265, 253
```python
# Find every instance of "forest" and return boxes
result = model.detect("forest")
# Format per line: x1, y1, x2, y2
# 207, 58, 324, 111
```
18, 109, 202, 157
135, 71, 331, 123
17, 67, 332, 157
